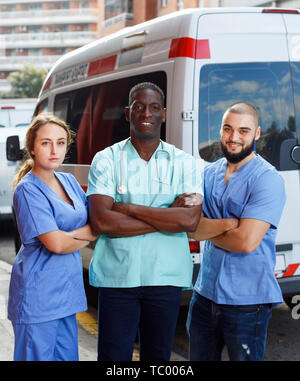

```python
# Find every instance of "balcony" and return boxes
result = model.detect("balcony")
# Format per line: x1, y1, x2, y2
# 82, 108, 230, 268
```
0, 55, 61, 71
0, 0, 69, 3
1, 31, 98, 49
0, 8, 99, 26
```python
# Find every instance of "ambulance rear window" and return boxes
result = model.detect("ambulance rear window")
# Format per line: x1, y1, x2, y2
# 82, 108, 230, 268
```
198, 62, 296, 171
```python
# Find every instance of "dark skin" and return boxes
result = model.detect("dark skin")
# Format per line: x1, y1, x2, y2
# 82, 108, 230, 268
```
88, 87, 202, 237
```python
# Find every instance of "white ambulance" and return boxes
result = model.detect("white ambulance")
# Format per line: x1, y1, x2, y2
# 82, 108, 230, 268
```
11, 7, 300, 306
0, 98, 36, 217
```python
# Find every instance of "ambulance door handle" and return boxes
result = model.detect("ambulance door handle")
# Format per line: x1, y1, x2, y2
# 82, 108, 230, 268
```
182, 110, 196, 121
125, 30, 148, 39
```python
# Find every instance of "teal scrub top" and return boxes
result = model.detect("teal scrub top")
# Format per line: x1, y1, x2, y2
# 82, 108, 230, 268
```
87, 139, 204, 288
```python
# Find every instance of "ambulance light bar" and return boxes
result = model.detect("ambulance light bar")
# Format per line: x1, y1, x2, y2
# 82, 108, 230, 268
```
262, 9, 299, 14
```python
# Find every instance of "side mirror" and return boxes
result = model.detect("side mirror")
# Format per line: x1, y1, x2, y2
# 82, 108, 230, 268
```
6, 135, 23, 161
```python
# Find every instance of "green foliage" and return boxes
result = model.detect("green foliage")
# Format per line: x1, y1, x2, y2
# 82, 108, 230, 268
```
7, 64, 47, 98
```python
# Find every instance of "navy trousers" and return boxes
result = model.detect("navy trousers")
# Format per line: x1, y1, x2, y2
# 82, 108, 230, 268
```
186, 292, 272, 361
97, 286, 182, 361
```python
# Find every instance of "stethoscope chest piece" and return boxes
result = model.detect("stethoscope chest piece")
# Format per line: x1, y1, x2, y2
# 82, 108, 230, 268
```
117, 184, 127, 194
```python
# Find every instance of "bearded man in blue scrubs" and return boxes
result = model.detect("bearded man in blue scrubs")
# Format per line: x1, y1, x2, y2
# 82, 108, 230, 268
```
87, 82, 204, 361
186, 102, 286, 361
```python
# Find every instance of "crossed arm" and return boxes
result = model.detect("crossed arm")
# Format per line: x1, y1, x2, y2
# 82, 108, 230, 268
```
38, 224, 98, 254
174, 194, 270, 254
87, 189, 270, 253
88, 193, 203, 237
208, 218, 270, 254
189, 212, 270, 254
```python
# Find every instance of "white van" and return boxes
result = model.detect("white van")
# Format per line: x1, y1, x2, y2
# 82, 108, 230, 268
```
10, 7, 300, 306
0, 98, 36, 217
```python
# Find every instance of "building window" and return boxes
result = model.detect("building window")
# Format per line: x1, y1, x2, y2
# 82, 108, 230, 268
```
104, 0, 133, 21
177, 0, 184, 10
161, 0, 168, 7
79, 1, 89, 8
29, 3, 42, 10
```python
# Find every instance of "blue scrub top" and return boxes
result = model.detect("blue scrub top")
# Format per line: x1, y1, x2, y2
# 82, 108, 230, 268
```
87, 139, 204, 288
8, 172, 88, 324
194, 155, 286, 306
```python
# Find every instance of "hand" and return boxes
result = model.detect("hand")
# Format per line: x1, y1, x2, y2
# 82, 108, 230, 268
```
65, 224, 98, 241
171, 193, 203, 208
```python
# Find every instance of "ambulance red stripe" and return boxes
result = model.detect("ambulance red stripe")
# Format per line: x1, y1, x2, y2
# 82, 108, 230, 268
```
41, 37, 210, 94
88, 54, 117, 77
168, 37, 210, 59
41, 76, 52, 93
282, 263, 300, 277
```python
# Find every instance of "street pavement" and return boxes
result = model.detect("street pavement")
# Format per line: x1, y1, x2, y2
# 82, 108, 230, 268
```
0, 260, 13, 361
0, 259, 98, 361
0, 260, 186, 362
2, 256, 300, 363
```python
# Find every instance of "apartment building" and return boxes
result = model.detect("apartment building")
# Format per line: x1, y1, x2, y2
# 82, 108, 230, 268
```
0, 0, 99, 92
0, 0, 219, 93
1, 0, 298, 93
100, 0, 300, 39
99, 1, 216, 38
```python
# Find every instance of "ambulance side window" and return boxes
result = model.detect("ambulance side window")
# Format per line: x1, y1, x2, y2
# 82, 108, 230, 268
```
198, 62, 296, 170
291, 62, 300, 141
54, 71, 166, 164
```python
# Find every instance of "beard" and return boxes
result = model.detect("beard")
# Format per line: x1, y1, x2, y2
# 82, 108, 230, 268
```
220, 138, 255, 164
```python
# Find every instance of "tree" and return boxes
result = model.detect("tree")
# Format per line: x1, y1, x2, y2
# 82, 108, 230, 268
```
7, 64, 47, 98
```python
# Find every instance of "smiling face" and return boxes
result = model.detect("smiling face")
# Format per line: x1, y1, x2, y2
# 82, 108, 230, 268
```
220, 110, 261, 164
31, 122, 68, 171
125, 88, 166, 141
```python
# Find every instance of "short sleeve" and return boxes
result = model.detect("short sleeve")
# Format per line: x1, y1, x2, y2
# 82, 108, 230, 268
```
86, 150, 116, 198
241, 170, 286, 228
13, 183, 59, 244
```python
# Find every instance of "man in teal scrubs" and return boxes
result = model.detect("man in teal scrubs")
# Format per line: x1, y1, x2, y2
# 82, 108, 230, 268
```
87, 82, 203, 361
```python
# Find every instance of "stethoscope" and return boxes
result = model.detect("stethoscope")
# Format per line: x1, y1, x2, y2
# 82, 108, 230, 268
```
117, 137, 171, 194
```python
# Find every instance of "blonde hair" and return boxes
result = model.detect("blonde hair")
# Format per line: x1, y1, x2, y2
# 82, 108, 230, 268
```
12, 113, 73, 189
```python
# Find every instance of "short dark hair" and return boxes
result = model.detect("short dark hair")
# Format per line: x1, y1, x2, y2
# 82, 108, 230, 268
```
128, 82, 165, 106
225, 102, 259, 127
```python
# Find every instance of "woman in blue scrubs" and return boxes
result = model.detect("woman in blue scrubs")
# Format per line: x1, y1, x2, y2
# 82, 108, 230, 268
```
8, 113, 96, 361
